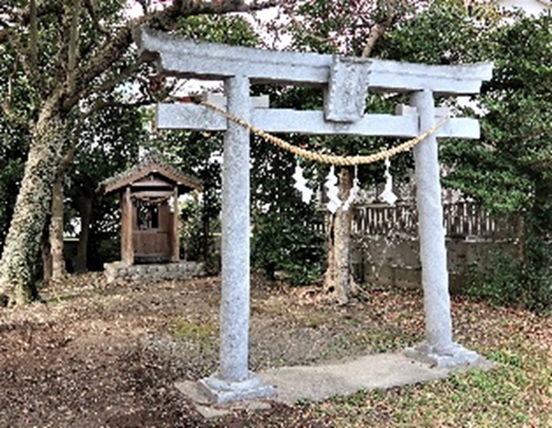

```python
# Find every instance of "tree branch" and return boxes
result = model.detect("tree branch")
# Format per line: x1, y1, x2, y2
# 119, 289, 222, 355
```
29, 0, 37, 68
66, 0, 82, 94
70, 0, 279, 111
72, 56, 147, 106
361, 0, 401, 58
3, 26, 44, 91
83, 0, 110, 38
361, 22, 386, 58
83, 97, 153, 121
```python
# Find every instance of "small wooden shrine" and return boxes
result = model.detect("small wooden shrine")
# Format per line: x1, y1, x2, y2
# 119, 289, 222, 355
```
99, 154, 202, 265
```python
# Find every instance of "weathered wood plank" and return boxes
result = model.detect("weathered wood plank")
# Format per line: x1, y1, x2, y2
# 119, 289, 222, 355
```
172, 187, 179, 262
121, 187, 134, 265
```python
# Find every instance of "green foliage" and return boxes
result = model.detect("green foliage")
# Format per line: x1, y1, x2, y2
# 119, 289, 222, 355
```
378, 4, 552, 313
443, 11, 552, 313
250, 130, 326, 286
68, 102, 147, 270
252, 210, 326, 286
376, 0, 494, 64
175, 14, 259, 46
463, 246, 551, 315
179, 195, 220, 266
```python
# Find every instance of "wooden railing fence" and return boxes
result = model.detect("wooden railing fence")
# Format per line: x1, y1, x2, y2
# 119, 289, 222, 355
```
352, 201, 516, 239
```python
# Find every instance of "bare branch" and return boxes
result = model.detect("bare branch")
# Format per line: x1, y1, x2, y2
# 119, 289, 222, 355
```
361, 0, 401, 58
66, 56, 147, 109
83, 97, 152, 120
361, 22, 386, 58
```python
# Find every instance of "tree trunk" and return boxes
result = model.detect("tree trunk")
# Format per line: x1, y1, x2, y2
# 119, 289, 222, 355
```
515, 212, 525, 264
42, 226, 53, 284
74, 194, 93, 273
49, 141, 78, 278
0, 108, 66, 306
50, 175, 66, 281
324, 166, 357, 304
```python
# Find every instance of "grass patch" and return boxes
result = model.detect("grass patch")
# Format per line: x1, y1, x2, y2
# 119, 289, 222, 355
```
301, 339, 551, 427
363, 327, 421, 353
170, 318, 216, 341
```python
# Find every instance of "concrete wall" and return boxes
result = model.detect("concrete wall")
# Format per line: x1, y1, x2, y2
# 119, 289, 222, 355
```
351, 236, 515, 293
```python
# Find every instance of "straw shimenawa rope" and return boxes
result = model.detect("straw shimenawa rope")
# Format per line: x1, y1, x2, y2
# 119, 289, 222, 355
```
199, 100, 450, 166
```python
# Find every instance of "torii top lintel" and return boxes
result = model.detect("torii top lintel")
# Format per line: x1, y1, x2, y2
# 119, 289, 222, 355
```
136, 27, 492, 97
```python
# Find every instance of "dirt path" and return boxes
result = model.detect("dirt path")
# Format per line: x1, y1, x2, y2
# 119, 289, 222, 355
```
0, 274, 414, 427
2, 273, 548, 427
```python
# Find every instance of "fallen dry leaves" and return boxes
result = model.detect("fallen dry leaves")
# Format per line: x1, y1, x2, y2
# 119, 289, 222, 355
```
0, 272, 549, 427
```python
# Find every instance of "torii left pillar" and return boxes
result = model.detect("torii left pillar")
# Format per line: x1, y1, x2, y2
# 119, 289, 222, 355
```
197, 76, 274, 403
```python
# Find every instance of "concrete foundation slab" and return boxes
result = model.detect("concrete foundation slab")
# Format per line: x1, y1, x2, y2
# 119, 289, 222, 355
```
175, 352, 494, 418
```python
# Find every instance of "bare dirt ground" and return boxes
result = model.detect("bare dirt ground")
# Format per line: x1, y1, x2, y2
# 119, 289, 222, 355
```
0, 273, 549, 427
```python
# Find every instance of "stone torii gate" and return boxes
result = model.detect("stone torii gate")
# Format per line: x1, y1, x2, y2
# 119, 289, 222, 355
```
136, 28, 493, 404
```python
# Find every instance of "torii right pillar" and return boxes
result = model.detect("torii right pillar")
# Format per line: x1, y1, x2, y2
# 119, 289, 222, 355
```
405, 89, 478, 367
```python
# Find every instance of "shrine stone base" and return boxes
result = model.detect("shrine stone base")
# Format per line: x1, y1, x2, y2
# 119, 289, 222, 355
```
197, 372, 275, 405
104, 260, 205, 283
404, 342, 480, 368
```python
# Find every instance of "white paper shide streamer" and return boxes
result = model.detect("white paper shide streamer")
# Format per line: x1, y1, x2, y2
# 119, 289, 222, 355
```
325, 166, 342, 213
379, 158, 398, 205
292, 163, 313, 203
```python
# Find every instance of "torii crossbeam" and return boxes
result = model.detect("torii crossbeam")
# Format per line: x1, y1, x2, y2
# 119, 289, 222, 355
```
135, 27, 493, 404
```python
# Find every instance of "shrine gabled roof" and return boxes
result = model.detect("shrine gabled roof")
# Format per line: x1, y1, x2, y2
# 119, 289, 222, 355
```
98, 153, 202, 195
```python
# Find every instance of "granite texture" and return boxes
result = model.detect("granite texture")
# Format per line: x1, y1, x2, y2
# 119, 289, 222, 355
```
103, 261, 204, 283
217, 75, 252, 383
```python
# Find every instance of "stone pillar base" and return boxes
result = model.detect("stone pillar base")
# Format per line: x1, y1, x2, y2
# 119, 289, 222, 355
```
404, 342, 480, 368
198, 372, 275, 404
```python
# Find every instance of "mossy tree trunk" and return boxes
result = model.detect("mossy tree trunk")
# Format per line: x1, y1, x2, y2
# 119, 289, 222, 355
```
0, 103, 67, 305
0, 0, 277, 306
49, 174, 66, 281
